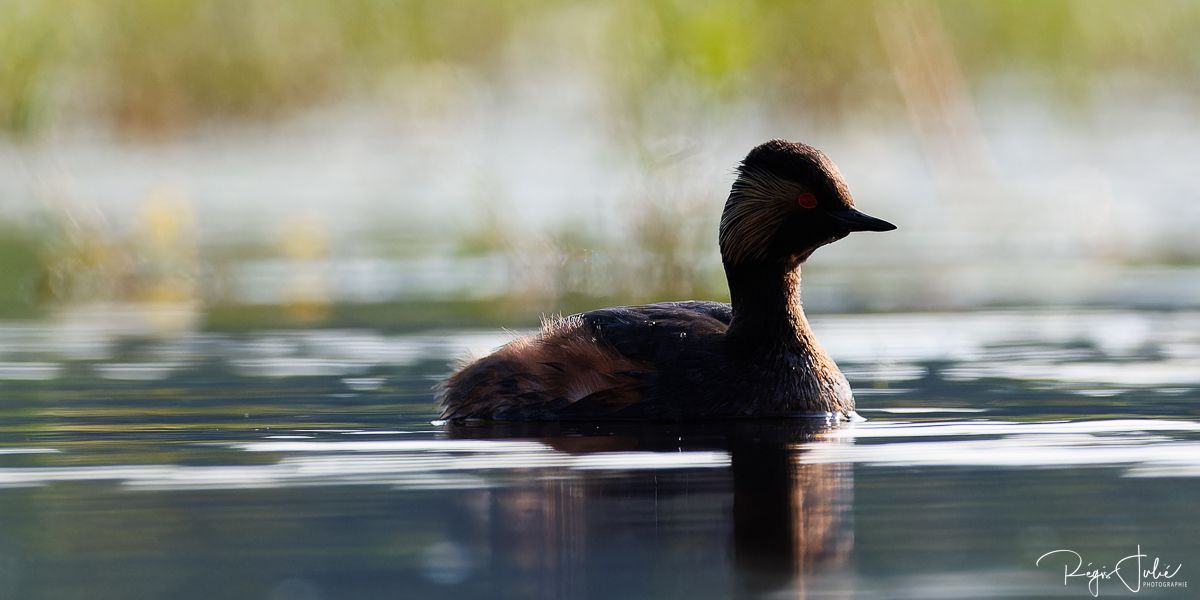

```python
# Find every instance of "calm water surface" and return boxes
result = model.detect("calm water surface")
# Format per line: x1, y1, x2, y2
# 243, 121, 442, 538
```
1, 309, 1198, 599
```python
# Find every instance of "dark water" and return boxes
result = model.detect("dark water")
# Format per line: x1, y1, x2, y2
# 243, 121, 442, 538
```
1, 309, 1198, 599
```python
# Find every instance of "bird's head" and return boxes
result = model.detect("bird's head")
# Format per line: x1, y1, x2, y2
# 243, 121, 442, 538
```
719, 139, 895, 268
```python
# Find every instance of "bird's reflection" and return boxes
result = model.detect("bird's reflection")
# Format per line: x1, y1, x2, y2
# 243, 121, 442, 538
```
444, 420, 854, 598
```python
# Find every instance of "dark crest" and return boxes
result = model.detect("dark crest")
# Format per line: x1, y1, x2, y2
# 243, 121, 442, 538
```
738, 140, 855, 209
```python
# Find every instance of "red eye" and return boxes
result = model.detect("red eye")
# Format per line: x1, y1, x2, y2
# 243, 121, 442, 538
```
796, 192, 818, 209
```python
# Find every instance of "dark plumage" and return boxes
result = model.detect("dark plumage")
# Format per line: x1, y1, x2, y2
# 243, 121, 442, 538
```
439, 140, 895, 421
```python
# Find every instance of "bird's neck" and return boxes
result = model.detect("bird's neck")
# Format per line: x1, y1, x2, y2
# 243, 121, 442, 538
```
724, 261, 814, 351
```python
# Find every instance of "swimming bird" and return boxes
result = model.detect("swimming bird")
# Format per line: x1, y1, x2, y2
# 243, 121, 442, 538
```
439, 139, 895, 421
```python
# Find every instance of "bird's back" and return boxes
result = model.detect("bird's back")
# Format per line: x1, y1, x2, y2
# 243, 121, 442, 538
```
438, 301, 731, 420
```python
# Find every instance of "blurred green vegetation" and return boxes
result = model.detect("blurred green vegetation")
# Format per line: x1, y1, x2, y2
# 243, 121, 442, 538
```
7, 190, 727, 330
4, 0, 1200, 329
0, 225, 44, 317
2, 0, 1200, 135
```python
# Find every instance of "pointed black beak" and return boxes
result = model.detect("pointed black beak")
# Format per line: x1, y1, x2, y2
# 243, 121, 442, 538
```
828, 207, 896, 232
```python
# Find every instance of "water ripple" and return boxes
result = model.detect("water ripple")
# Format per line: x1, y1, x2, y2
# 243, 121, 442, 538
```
803, 418, 1200, 476
0, 439, 729, 491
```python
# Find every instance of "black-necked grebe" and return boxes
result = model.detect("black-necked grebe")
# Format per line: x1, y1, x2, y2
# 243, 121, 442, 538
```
439, 139, 895, 421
